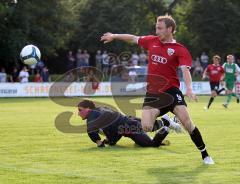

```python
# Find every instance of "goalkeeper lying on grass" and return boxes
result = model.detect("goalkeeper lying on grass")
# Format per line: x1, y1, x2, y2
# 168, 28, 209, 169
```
78, 100, 182, 148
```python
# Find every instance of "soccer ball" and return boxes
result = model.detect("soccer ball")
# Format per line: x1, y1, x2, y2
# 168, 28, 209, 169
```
20, 45, 41, 65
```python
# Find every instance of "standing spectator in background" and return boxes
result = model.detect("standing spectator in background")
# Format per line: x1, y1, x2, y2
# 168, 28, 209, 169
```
192, 57, 201, 69
236, 58, 240, 67
29, 63, 36, 75
131, 51, 139, 66
83, 50, 90, 66
128, 68, 138, 82
76, 49, 85, 68
139, 50, 147, 65
34, 70, 42, 82
10, 67, 19, 82
0, 68, 7, 82
19, 66, 29, 83
95, 50, 102, 70
41, 66, 50, 82
200, 52, 209, 70
67, 50, 76, 71
36, 59, 45, 73
192, 60, 203, 77
102, 51, 110, 76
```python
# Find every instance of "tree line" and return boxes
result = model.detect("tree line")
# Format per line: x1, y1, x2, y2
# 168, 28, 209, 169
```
1, 0, 240, 73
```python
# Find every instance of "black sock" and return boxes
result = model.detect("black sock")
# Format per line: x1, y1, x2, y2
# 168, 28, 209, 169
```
152, 119, 164, 131
153, 127, 169, 147
161, 118, 170, 127
190, 127, 209, 159
217, 88, 225, 95
207, 97, 214, 109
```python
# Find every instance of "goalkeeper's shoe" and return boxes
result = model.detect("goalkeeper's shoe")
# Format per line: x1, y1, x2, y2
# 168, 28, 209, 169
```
203, 156, 215, 165
162, 114, 183, 133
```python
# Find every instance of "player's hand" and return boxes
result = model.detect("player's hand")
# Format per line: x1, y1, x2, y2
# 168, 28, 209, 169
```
100, 32, 114, 44
186, 88, 198, 102
96, 140, 105, 148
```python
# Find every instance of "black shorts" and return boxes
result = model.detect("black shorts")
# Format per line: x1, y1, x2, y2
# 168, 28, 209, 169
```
210, 82, 220, 91
143, 87, 187, 116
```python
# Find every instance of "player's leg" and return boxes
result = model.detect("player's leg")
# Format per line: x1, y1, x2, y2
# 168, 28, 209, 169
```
127, 127, 170, 147
223, 81, 235, 108
123, 119, 169, 147
223, 89, 233, 108
141, 106, 160, 132
206, 90, 217, 109
153, 114, 183, 133
173, 105, 214, 164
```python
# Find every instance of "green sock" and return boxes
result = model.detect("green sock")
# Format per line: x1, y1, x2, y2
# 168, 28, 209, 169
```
231, 93, 236, 97
226, 94, 232, 104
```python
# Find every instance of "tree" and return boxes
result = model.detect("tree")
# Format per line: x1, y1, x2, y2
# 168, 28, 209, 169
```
176, 0, 240, 57
0, 0, 78, 68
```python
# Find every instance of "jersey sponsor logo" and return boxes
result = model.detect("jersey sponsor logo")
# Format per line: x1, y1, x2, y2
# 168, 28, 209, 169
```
226, 68, 234, 73
151, 55, 167, 64
167, 48, 175, 56
153, 45, 160, 47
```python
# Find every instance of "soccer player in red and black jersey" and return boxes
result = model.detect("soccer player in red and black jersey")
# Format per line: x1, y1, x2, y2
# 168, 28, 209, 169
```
202, 55, 225, 109
101, 15, 214, 164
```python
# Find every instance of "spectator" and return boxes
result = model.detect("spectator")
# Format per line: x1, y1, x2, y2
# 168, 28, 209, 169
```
131, 51, 139, 66
29, 63, 36, 75
10, 67, 19, 82
139, 50, 147, 65
67, 50, 76, 71
0, 68, 7, 82
95, 50, 102, 69
193, 61, 204, 77
102, 51, 110, 76
128, 68, 138, 82
36, 59, 45, 73
192, 57, 201, 72
110, 66, 122, 82
34, 71, 42, 82
76, 49, 85, 68
236, 58, 240, 67
200, 52, 209, 70
40, 66, 50, 82
83, 50, 90, 66
19, 66, 29, 83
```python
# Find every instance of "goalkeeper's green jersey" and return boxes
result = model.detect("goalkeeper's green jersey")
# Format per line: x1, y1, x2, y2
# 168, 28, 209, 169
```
222, 63, 238, 81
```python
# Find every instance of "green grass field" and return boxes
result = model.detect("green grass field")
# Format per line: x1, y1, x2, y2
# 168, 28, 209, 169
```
0, 96, 240, 184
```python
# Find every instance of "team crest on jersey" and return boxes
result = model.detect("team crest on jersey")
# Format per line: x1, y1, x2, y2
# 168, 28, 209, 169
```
167, 48, 175, 56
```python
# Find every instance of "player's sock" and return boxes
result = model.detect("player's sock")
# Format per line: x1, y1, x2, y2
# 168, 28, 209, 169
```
161, 117, 170, 127
217, 88, 225, 94
152, 120, 164, 131
153, 126, 169, 147
226, 94, 232, 104
152, 118, 169, 131
190, 127, 209, 159
207, 97, 214, 109
231, 93, 236, 97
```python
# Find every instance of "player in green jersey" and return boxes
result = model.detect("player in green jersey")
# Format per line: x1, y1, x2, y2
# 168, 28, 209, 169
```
222, 55, 240, 108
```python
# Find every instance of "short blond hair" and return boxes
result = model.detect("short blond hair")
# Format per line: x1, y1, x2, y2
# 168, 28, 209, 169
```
213, 55, 221, 61
157, 15, 176, 33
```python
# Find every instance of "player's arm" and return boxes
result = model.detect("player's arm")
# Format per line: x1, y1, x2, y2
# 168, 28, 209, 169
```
202, 68, 208, 80
181, 66, 197, 101
88, 131, 105, 147
100, 32, 139, 44
235, 64, 240, 76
